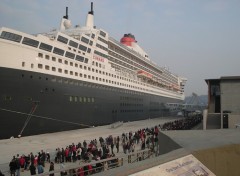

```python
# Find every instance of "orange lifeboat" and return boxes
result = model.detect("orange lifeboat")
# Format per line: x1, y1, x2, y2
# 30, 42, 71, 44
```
137, 70, 153, 79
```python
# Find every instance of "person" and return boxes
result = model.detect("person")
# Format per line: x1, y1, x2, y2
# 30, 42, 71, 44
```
49, 162, 54, 176
19, 155, 25, 172
15, 155, 20, 176
60, 162, 67, 176
37, 163, 44, 174
0, 169, 4, 176
9, 157, 17, 176
29, 163, 36, 175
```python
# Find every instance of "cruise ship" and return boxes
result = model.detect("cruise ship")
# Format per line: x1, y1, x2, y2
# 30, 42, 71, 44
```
0, 3, 187, 139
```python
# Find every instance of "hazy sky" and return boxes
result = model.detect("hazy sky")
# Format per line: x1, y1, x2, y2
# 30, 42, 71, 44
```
1, 0, 240, 96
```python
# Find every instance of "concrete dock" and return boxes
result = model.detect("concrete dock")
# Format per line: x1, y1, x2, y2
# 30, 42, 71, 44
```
1, 116, 240, 176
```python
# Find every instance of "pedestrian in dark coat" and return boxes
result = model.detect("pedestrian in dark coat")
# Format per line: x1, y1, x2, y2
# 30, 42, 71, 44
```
9, 158, 17, 176
49, 162, 54, 176
29, 163, 36, 175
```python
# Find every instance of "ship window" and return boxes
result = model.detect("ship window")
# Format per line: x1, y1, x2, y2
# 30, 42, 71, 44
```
58, 68, 62, 73
75, 55, 84, 62
69, 40, 78, 48
64, 60, 68, 65
78, 44, 87, 52
39, 43, 52, 52
99, 31, 106, 37
22, 37, 39, 47
22, 62, 25, 67
79, 97, 82, 102
84, 58, 88, 63
65, 51, 75, 59
87, 97, 91, 103
87, 48, 91, 53
52, 67, 56, 71
53, 47, 64, 56
52, 57, 56, 61
38, 53, 43, 58
45, 65, 50, 70
57, 35, 68, 44
74, 96, 78, 102
81, 37, 89, 44
0, 31, 22, 43
98, 37, 108, 44
38, 64, 43, 69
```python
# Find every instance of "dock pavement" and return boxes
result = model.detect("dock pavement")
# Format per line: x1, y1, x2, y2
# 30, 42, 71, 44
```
0, 116, 182, 175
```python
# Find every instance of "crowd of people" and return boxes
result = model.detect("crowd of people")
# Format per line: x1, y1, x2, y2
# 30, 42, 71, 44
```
161, 115, 202, 130
7, 115, 202, 175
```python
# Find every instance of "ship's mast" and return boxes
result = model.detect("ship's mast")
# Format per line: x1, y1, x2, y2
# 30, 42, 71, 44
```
85, 2, 94, 28
59, 7, 71, 31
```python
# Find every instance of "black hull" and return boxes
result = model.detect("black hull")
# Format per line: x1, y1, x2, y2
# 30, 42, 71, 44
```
0, 67, 181, 139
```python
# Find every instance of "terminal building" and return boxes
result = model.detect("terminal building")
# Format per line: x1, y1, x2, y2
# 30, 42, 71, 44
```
205, 76, 240, 129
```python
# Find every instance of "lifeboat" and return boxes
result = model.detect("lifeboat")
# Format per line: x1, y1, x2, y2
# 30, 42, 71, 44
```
137, 70, 153, 79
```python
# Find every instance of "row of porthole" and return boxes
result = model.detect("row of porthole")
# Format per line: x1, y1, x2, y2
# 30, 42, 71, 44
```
69, 96, 95, 103
120, 103, 143, 107
36, 53, 158, 88
36, 63, 152, 91
120, 109, 144, 113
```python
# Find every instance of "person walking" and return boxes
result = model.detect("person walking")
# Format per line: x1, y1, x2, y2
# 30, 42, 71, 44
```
49, 162, 54, 176
9, 157, 17, 176
29, 163, 36, 175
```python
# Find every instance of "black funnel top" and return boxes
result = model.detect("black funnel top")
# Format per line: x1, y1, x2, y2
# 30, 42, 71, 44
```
88, 2, 94, 15
63, 7, 68, 19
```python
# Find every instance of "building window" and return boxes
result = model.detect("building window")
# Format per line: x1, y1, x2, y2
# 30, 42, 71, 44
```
31, 64, 34, 68
22, 62, 25, 67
